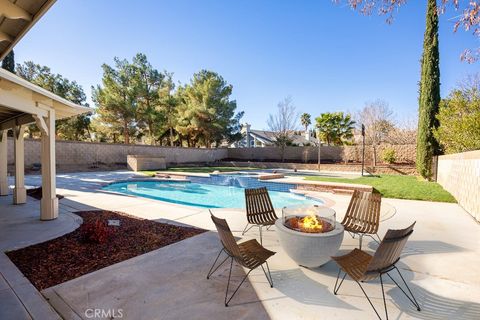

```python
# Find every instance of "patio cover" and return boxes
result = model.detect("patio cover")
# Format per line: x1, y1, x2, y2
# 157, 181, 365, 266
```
0, 0, 90, 220
0, 0, 56, 60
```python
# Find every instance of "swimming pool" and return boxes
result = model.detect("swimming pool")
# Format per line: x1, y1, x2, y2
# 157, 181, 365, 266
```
103, 181, 323, 209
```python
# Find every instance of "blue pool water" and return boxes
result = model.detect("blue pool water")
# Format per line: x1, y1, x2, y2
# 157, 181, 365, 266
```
103, 181, 323, 209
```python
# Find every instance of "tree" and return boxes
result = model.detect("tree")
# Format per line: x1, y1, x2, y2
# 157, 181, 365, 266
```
131, 53, 164, 145
434, 77, 480, 154
267, 97, 298, 161
334, 0, 480, 62
315, 112, 355, 146
1, 50, 15, 73
356, 100, 394, 166
300, 113, 311, 132
15, 61, 91, 140
158, 73, 179, 146
92, 57, 138, 144
417, 0, 441, 179
176, 70, 243, 147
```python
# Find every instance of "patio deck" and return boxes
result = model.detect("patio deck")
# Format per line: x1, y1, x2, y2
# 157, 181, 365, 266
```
1, 171, 480, 319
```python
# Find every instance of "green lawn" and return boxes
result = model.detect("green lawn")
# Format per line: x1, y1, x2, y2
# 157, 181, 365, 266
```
304, 174, 456, 203
141, 166, 260, 176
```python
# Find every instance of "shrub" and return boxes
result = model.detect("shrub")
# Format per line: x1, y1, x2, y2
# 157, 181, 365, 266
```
382, 148, 397, 164
80, 220, 114, 244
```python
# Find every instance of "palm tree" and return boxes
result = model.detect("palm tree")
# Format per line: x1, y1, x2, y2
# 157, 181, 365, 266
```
315, 112, 355, 145
300, 113, 311, 132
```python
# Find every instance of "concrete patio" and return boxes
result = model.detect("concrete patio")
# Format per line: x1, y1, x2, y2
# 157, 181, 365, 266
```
1, 171, 480, 319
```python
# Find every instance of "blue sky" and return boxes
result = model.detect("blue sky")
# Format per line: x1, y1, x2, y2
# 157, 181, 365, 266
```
14, 0, 478, 129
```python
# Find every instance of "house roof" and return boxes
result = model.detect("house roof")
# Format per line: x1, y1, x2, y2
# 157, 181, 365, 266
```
0, 0, 56, 60
248, 129, 318, 146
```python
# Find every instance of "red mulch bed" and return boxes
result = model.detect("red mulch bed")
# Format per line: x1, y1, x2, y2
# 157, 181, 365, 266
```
6, 210, 205, 290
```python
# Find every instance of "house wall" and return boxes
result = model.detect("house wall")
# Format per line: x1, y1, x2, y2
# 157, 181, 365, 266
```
437, 150, 480, 222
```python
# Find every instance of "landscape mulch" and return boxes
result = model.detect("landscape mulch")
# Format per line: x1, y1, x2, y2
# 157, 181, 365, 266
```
6, 210, 205, 290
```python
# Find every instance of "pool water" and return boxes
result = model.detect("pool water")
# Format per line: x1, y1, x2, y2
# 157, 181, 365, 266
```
103, 181, 323, 209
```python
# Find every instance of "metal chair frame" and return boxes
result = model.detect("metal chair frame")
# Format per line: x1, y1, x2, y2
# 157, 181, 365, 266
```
332, 223, 420, 320
207, 211, 275, 306
341, 190, 382, 249
242, 187, 278, 245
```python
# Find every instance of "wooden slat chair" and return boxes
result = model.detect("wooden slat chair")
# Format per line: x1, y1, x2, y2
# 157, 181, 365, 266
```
207, 211, 276, 306
242, 187, 279, 245
332, 222, 420, 320
341, 190, 382, 249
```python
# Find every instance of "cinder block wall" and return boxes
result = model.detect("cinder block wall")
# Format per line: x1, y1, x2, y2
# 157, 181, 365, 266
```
437, 150, 480, 222
226, 144, 416, 164
6, 138, 228, 167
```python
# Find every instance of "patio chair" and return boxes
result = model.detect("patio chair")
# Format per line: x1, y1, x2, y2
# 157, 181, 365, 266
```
332, 222, 420, 320
242, 187, 278, 245
341, 190, 382, 249
207, 211, 275, 306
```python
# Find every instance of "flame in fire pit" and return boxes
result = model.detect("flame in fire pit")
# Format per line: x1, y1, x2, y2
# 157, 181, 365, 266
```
301, 214, 323, 232
285, 214, 334, 234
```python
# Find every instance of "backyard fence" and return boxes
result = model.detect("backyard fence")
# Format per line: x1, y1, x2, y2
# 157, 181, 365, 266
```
436, 150, 480, 222
5, 138, 416, 174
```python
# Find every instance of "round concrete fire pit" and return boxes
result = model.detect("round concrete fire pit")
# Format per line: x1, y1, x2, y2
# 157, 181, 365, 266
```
275, 206, 344, 268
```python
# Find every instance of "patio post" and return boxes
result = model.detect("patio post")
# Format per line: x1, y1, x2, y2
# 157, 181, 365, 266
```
37, 108, 58, 220
0, 130, 8, 196
13, 124, 26, 204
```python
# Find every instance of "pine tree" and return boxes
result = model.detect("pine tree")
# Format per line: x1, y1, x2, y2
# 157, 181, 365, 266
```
1, 50, 15, 73
416, 0, 440, 180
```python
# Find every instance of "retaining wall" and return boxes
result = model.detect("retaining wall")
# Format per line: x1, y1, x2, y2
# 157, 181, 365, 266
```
437, 150, 480, 222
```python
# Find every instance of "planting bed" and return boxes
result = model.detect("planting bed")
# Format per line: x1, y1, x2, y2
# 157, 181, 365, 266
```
6, 210, 205, 290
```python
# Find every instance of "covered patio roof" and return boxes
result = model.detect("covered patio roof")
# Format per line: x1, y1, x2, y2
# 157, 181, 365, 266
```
0, 67, 90, 130
0, 0, 56, 61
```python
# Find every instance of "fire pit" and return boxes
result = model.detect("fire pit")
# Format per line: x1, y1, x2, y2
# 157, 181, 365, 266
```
275, 205, 344, 268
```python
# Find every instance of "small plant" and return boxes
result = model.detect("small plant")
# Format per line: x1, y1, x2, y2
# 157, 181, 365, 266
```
382, 148, 397, 164
80, 220, 114, 244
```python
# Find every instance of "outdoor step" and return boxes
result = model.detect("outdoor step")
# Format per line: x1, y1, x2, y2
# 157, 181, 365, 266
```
332, 188, 355, 195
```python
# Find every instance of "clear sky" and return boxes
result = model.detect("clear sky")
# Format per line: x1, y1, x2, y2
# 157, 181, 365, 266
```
14, 0, 478, 129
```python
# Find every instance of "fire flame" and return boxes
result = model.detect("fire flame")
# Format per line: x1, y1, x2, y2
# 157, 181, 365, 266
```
301, 214, 323, 232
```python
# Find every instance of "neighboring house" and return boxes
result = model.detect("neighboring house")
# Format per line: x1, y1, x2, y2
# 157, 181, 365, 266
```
232, 123, 319, 148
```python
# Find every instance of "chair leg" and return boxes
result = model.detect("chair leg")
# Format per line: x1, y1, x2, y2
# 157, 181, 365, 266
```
206, 249, 229, 279
242, 223, 254, 235
225, 258, 253, 307
355, 280, 383, 320
359, 234, 364, 250
333, 268, 347, 295
261, 262, 273, 287
380, 274, 389, 320
386, 267, 421, 312
259, 225, 263, 245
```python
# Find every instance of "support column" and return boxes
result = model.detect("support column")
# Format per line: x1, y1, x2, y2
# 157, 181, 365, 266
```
0, 130, 8, 196
39, 109, 58, 220
13, 125, 26, 204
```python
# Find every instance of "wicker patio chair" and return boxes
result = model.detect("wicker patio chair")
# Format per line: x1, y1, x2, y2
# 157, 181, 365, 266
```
242, 187, 278, 244
207, 211, 276, 306
341, 190, 382, 249
332, 222, 420, 320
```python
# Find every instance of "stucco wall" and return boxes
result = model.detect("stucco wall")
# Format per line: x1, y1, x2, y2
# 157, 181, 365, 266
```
226, 144, 416, 164
437, 150, 480, 222
6, 138, 228, 167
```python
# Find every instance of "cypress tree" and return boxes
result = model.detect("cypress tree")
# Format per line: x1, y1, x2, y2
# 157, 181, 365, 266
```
1, 50, 15, 73
416, 0, 440, 180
